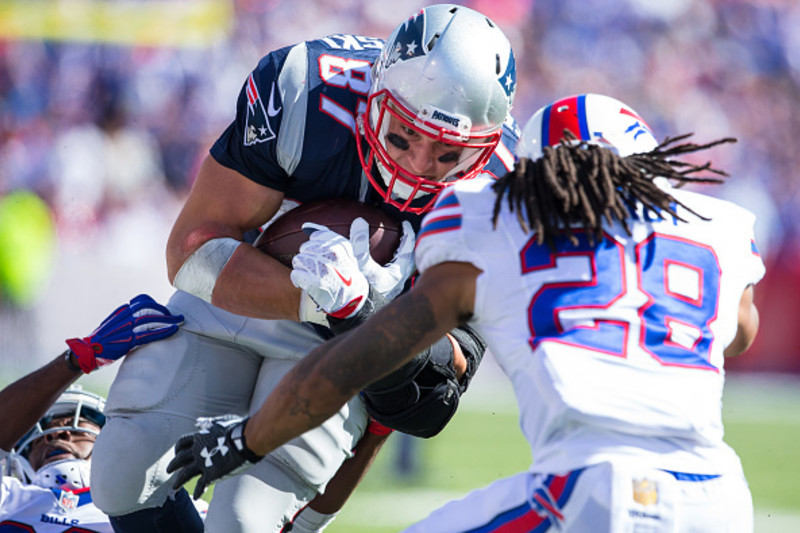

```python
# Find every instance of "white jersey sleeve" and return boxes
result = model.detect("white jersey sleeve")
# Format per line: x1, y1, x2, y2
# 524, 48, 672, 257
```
416, 175, 496, 275
672, 187, 765, 287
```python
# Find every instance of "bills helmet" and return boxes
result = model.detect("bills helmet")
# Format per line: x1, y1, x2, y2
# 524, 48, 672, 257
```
4, 386, 105, 490
357, 3, 516, 213
517, 94, 659, 160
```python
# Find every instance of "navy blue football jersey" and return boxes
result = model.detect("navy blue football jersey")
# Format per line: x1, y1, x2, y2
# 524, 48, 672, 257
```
211, 33, 519, 229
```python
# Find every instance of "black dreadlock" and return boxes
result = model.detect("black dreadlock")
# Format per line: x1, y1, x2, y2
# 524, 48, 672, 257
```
491, 131, 737, 251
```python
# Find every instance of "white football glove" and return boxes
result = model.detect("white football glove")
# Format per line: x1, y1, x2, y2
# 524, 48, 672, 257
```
291, 223, 370, 322
350, 217, 416, 301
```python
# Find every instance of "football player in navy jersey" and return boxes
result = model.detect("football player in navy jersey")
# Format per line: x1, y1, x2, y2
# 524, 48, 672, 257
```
91, 4, 518, 532
169, 94, 761, 533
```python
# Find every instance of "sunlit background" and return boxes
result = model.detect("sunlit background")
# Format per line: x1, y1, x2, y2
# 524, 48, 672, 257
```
0, 0, 798, 530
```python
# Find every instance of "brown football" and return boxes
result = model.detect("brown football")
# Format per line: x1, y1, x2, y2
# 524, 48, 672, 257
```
253, 198, 403, 266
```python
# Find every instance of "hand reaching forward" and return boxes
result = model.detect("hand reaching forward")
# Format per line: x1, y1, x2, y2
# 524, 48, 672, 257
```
65, 294, 184, 373
167, 416, 263, 500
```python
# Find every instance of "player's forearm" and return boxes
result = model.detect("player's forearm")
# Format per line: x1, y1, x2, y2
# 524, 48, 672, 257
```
724, 285, 759, 358
244, 333, 364, 455
167, 155, 298, 318
211, 244, 302, 320
244, 288, 459, 455
169, 229, 301, 320
0, 352, 80, 451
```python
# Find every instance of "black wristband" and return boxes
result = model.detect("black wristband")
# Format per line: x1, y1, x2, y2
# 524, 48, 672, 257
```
327, 285, 388, 335
63, 350, 82, 373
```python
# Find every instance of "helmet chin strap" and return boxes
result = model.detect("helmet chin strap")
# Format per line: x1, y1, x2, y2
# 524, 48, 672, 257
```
33, 457, 92, 491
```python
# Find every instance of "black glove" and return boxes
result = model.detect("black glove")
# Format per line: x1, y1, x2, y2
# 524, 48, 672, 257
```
166, 416, 263, 500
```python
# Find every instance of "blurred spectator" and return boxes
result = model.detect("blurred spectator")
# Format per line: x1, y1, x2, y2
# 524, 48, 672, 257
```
0, 190, 55, 309
0, 189, 56, 360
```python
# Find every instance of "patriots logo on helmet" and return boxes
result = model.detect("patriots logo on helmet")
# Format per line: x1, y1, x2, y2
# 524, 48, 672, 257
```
243, 73, 279, 146
385, 10, 426, 68
499, 50, 516, 99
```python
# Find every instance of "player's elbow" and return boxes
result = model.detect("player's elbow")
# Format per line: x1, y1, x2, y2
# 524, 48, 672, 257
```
166, 228, 202, 283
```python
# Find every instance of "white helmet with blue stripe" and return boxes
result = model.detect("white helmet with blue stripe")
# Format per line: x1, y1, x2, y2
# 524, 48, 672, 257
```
517, 94, 658, 161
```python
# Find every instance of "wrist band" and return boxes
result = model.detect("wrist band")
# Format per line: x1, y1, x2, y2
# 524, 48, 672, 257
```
63, 350, 82, 373
230, 418, 264, 463
366, 417, 394, 436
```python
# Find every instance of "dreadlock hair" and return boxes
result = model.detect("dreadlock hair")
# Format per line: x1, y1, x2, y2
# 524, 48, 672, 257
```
491, 131, 737, 251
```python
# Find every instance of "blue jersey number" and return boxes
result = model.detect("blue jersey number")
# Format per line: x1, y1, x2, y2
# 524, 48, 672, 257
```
522, 231, 721, 371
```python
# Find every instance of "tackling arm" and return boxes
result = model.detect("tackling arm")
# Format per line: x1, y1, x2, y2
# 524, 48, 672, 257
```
167, 155, 302, 320
0, 294, 183, 452
167, 262, 480, 496
0, 352, 80, 452
244, 261, 479, 456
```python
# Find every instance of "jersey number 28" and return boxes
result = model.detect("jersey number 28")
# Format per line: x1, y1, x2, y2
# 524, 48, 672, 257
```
521, 231, 721, 371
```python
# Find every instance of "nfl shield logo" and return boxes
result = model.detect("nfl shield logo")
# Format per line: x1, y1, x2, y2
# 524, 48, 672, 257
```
632, 478, 659, 506
58, 490, 80, 512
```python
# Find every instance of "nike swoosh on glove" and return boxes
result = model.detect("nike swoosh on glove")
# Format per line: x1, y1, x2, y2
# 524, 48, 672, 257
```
167, 416, 263, 500
350, 217, 415, 301
291, 222, 370, 322
65, 294, 184, 373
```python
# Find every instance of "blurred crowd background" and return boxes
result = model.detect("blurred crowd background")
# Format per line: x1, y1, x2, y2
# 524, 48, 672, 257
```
1, 0, 798, 376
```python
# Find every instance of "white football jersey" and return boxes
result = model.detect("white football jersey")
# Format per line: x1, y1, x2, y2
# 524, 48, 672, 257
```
0, 476, 112, 532
416, 175, 765, 475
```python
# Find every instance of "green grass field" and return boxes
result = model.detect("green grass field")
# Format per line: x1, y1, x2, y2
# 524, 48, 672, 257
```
312, 372, 800, 533
5, 365, 793, 532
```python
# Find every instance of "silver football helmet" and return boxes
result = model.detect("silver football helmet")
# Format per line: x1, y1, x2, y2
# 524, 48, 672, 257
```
4, 386, 105, 489
357, 3, 516, 213
517, 93, 659, 160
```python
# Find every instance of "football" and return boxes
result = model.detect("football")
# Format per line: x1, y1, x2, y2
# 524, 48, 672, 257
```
253, 198, 403, 266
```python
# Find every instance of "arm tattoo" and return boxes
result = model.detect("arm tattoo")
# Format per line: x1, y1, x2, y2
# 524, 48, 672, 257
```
283, 351, 333, 428
278, 287, 461, 429
321, 290, 440, 394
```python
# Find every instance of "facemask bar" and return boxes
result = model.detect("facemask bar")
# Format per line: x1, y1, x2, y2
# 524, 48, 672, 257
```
6, 387, 105, 484
358, 88, 501, 214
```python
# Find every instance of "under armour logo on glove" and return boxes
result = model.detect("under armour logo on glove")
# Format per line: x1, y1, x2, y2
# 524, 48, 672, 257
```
200, 437, 229, 467
167, 416, 263, 500
65, 294, 184, 373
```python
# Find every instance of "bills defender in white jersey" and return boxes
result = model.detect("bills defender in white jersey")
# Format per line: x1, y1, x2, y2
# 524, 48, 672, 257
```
1, 388, 112, 533
168, 94, 763, 533
0, 295, 197, 533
